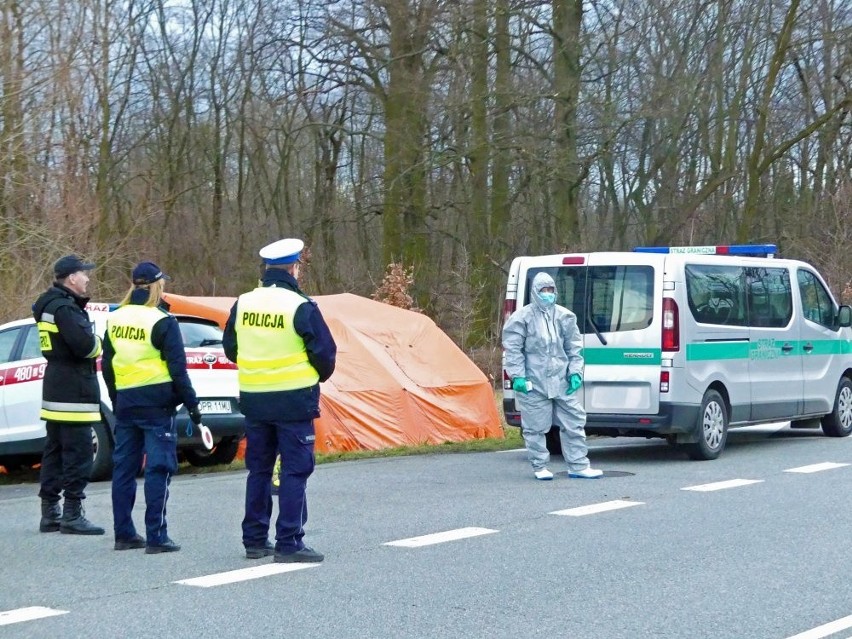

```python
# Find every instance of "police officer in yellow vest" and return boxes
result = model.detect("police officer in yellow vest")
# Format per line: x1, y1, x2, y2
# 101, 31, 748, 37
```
102, 262, 202, 554
223, 239, 336, 562
32, 255, 105, 535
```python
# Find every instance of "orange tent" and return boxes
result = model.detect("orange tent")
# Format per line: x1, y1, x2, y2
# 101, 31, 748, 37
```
163, 292, 503, 453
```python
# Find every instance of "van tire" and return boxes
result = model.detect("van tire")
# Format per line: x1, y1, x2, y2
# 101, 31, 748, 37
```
821, 377, 852, 438
546, 428, 562, 456
89, 421, 114, 481
685, 390, 728, 460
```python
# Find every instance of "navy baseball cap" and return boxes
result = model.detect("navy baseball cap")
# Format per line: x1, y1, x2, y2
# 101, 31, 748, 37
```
132, 261, 172, 285
54, 255, 95, 279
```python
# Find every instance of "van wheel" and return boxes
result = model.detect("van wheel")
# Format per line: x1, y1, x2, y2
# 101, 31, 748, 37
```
546, 427, 562, 456
183, 437, 240, 467
686, 390, 728, 460
89, 421, 114, 481
821, 377, 852, 437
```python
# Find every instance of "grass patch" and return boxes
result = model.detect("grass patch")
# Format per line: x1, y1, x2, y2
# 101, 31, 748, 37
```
316, 428, 523, 463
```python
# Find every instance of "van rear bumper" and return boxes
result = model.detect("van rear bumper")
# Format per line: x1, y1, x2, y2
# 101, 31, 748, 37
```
503, 400, 700, 436
586, 404, 700, 435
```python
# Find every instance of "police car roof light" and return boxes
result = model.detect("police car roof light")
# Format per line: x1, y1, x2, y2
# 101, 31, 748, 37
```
632, 244, 777, 258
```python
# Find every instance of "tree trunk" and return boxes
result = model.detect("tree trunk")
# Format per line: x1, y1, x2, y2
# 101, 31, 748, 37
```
551, 0, 583, 245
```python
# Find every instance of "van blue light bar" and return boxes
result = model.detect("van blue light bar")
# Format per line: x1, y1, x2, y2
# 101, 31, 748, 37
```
633, 244, 777, 257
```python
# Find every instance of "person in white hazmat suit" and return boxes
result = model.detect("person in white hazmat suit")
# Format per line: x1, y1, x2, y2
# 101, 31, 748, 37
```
502, 272, 603, 480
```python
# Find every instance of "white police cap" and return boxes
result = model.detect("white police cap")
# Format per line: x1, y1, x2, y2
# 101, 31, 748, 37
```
259, 238, 304, 265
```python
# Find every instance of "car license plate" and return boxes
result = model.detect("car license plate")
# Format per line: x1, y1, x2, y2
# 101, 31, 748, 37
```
198, 400, 232, 414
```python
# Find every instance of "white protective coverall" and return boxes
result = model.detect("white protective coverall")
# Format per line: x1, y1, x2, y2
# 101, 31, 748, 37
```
501, 272, 592, 472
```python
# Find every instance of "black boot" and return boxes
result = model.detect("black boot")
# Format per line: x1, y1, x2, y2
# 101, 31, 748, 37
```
59, 500, 105, 535
39, 499, 61, 533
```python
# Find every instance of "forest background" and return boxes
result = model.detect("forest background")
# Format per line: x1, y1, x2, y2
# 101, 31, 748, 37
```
1, 0, 850, 382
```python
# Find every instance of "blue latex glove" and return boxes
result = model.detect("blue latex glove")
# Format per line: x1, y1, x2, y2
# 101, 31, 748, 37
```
512, 377, 528, 394
566, 373, 583, 395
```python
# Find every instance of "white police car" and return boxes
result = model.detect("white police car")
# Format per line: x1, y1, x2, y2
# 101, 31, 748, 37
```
0, 303, 245, 479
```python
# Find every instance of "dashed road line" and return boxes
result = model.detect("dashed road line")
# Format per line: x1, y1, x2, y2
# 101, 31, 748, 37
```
384, 527, 498, 547
783, 613, 852, 639
549, 499, 644, 517
0, 606, 68, 626
784, 462, 850, 474
681, 478, 764, 492
174, 563, 319, 587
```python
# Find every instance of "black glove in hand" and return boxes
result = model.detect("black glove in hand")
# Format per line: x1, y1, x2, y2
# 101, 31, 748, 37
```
189, 406, 203, 425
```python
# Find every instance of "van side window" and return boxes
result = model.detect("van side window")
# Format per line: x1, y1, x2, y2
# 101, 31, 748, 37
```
747, 267, 792, 328
798, 270, 835, 327
685, 265, 747, 326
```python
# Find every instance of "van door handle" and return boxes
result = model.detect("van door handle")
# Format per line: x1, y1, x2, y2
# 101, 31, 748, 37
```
781, 343, 794, 352
802, 342, 814, 353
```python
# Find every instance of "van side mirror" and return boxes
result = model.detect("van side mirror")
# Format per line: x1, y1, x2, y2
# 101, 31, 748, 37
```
837, 305, 852, 328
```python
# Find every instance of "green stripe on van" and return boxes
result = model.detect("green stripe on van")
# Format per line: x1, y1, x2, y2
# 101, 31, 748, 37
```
584, 348, 661, 365
686, 342, 751, 361
586, 339, 852, 365
686, 339, 852, 361
805, 339, 850, 356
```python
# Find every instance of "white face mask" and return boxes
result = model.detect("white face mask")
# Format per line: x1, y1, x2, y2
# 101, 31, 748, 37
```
539, 292, 556, 305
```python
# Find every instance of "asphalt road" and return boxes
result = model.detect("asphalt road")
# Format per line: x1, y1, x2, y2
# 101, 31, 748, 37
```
2, 424, 852, 639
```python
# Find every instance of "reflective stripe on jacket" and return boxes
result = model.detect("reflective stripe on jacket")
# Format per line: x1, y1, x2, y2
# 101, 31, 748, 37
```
234, 287, 319, 392
107, 305, 172, 390
41, 400, 102, 423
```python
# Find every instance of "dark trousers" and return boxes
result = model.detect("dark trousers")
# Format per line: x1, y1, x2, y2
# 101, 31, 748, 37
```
38, 422, 94, 503
242, 419, 315, 553
111, 417, 178, 544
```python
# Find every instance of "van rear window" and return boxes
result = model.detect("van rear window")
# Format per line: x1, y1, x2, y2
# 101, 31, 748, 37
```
524, 265, 654, 333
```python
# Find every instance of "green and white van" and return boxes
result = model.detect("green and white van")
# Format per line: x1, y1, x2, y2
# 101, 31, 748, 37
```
502, 244, 852, 459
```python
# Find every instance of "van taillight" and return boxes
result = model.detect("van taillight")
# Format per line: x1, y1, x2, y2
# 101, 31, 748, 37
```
502, 368, 512, 390
503, 299, 516, 322
662, 298, 679, 352
660, 371, 670, 393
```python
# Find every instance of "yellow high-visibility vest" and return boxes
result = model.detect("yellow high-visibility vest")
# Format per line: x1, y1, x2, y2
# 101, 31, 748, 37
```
234, 287, 319, 392
107, 305, 172, 390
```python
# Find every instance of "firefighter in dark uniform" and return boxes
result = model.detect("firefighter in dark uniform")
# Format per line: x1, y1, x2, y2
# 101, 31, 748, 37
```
32, 255, 105, 535
223, 238, 336, 562
102, 261, 202, 554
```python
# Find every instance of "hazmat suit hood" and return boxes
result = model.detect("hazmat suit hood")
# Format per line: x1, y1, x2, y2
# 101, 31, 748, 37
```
531, 272, 557, 312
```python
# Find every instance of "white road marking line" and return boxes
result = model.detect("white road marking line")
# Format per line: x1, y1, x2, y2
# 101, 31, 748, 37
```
496, 448, 526, 453
384, 527, 498, 547
0, 607, 68, 626
681, 478, 764, 492
549, 499, 644, 517
784, 614, 852, 639
784, 462, 850, 474
174, 563, 319, 587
